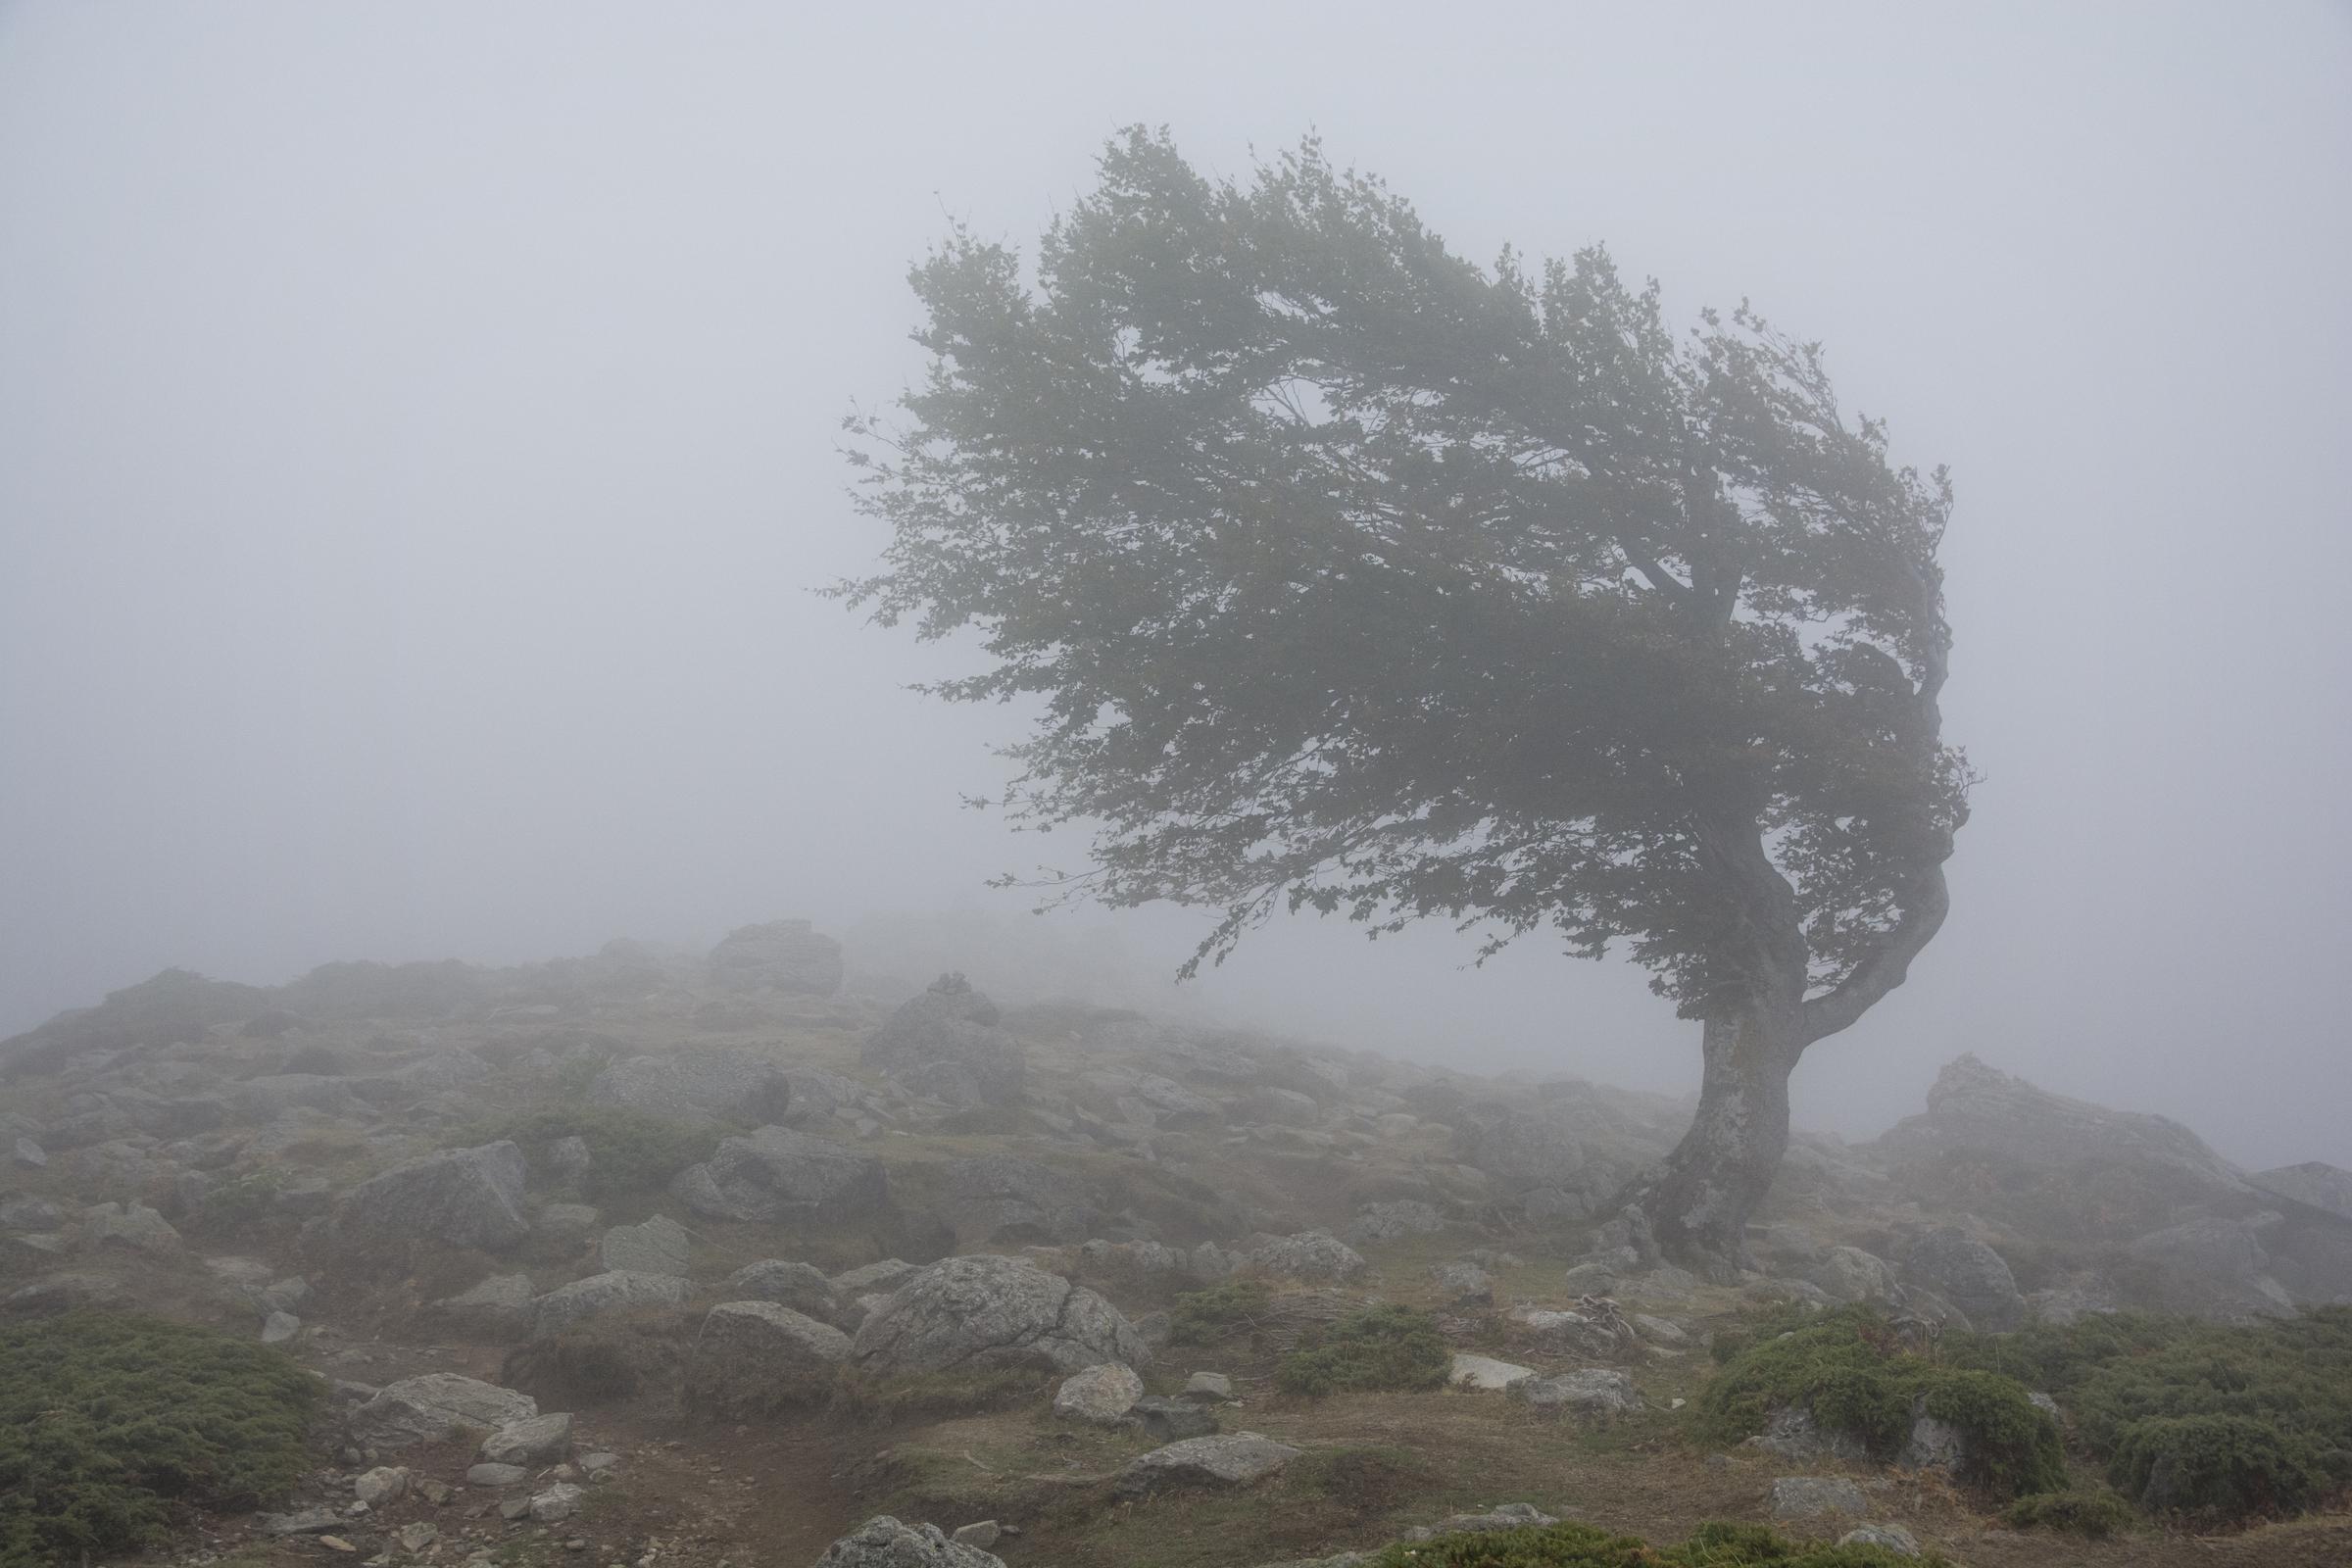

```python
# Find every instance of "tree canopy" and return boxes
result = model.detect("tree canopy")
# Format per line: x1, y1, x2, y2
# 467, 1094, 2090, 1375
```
842, 128, 1967, 1038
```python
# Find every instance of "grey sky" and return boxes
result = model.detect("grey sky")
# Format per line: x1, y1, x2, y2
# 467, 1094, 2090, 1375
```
3, 2, 2346, 1168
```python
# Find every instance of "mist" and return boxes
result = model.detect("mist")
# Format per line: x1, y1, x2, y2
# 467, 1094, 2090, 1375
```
3, 1, 2347, 1172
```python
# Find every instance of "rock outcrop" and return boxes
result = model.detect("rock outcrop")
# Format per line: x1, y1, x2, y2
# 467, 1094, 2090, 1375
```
851, 1254, 1148, 1375
671, 1126, 891, 1227
326, 1142, 530, 1251
707, 918, 844, 996
861, 975, 1024, 1105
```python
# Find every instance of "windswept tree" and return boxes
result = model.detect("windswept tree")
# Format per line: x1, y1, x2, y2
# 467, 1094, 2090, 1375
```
840, 129, 1969, 1271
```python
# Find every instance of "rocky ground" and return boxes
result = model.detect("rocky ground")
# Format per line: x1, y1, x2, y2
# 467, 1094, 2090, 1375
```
2, 919, 2347, 1568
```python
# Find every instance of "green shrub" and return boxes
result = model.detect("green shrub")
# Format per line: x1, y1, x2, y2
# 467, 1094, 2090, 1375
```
1699, 1305, 2062, 1498
2109, 1413, 2328, 1521
453, 1104, 719, 1200
194, 1166, 290, 1234
2000, 1486, 2136, 1539
1276, 1303, 1451, 1396
0, 1312, 318, 1568
1363, 1519, 1940, 1566
1168, 1278, 1274, 1345
1946, 1303, 2352, 1522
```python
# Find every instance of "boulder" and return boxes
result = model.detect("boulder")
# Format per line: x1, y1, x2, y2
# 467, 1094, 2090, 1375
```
670, 1126, 891, 1227
1114, 1433, 1300, 1498
1877, 1054, 2249, 1200
1448, 1353, 1535, 1392
2125, 1216, 2295, 1321
852, 1254, 1149, 1375
1348, 1200, 1446, 1244
939, 1155, 1102, 1246
599, 1213, 692, 1278
723, 1258, 840, 1320
1901, 1227, 2024, 1331
2251, 1161, 2352, 1222
480, 1411, 572, 1465
1432, 1262, 1494, 1306
467, 1462, 528, 1488
84, 1200, 180, 1253
12, 1136, 44, 1168
329, 1142, 529, 1250
349, 1374, 537, 1448
813, 1516, 1007, 1568
861, 975, 1024, 1105
1838, 1525, 1921, 1556
423, 1272, 537, 1341
528, 1482, 585, 1523
1054, 1361, 1145, 1424
1748, 1405, 1872, 1463
707, 918, 844, 996
1805, 1245, 1903, 1306
832, 1258, 921, 1297
353, 1466, 409, 1505
588, 1049, 793, 1129
1245, 1231, 1366, 1281
687, 1300, 852, 1410
533, 1270, 693, 1337
1770, 1477, 1869, 1519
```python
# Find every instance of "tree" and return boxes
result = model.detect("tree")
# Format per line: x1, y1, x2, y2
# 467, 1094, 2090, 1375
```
839, 129, 1969, 1272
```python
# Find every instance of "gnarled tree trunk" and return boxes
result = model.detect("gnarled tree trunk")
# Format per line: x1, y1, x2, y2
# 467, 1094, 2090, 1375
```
1621, 1005, 1803, 1275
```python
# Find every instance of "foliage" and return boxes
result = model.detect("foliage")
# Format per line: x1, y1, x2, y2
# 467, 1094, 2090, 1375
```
0, 1312, 318, 1568
1998, 1486, 2135, 1539
1363, 1520, 1939, 1566
840, 125, 1964, 1031
1168, 1279, 1274, 1345
1698, 1305, 2062, 1497
194, 1165, 291, 1234
1276, 1303, 1452, 1396
1945, 1304, 2352, 1521
454, 1104, 718, 1200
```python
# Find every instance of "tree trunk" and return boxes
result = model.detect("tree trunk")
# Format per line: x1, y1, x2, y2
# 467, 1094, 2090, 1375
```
1622, 1005, 1802, 1277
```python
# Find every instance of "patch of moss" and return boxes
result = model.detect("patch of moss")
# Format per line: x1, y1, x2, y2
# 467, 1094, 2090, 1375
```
2000, 1486, 2136, 1539
1276, 1303, 1451, 1396
0, 1312, 318, 1568
1363, 1520, 1940, 1566
1698, 1305, 2062, 1498
453, 1104, 720, 1200
1168, 1278, 1274, 1346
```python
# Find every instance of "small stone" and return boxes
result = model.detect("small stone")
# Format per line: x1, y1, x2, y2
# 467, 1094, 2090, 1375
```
1447, 1352, 1535, 1392
580, 1451, 621, 1474
1771, 1476, 1870, 1518
467, 1462, 529, 1487
262, 1310, 302, 1344
499, 1495, 531, 1521
1053, 1362, 1144, 1425
529, 1482, 586, 1523
481, 1411, 574, 1465
950, 1521, 1002, 1549
416, 1478, 454, 1504
12, 1137, 46, 1169
1129, 1394, 1218, 1440
400, 1522, 441, 1553
1181, 1371, 1234, 1401
319, 1538, 357, 1554
1838, 1524, 1921, 1556
354, 1465, 410, 1505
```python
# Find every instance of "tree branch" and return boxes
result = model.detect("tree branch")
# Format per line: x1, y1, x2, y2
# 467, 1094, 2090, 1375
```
1797, 858, 1949, 1045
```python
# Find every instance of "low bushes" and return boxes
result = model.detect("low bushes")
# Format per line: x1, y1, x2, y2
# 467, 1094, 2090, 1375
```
1946, 1304, 2352, 1522
1699, 1305, 2062, 1498
1168, 1279, 1274, 1345
0, 1312, 318, 1568
1999, 1487, 2135, 1539
1365, 1521, 1939, 1566
453, 1104, 718, 1200
1276, 1303, 1451, 1396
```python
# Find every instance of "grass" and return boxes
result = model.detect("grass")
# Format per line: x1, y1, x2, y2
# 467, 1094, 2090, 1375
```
826, 1365, 1054, 1425
0, 1312, 318, 1568
2000, 1485, 2138, 1539
1698, 1304, 2063, 1499
1362, 1521, 1941, 1566
1169, 1279, 1275, 1346
1276, 1303, 1452, 1396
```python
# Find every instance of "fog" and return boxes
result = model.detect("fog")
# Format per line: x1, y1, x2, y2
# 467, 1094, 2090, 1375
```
3, 3, 2347, 1170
